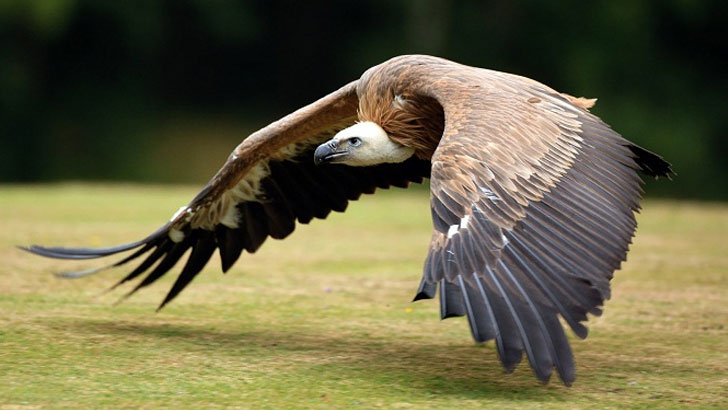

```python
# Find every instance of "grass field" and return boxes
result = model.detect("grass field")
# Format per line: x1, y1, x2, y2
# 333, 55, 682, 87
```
1, 184, 727, 409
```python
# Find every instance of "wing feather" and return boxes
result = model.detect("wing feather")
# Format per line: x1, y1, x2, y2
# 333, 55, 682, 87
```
111, 239, 174, 290
439, 278, 466, 319
396, 55, 672, 385
158, 230, 217, 310
214, 225, 245, 272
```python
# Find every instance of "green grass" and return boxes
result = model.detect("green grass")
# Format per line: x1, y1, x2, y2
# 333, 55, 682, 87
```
1, 184, 727, 408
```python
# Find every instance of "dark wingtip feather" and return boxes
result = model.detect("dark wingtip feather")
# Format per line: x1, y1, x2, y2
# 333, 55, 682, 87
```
412, 278, 437, 302
220, 258, 235, 273
157, 231, 217, 310
108, 239, 173, 292
412, 291, 435, 302
561, 374, 575, 387
500, 350, 521, 373
439, 279, 466, 320
215, 225, 245, 273
123, 237, 194, 300
19, 245, 122, 260
18, 223, 171, 260
627, 144, 674, 179
53, 242, 158, 280
536, 372, 552, 385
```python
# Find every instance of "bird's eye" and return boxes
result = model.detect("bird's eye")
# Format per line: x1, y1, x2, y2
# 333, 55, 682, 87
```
349, 137, 362, 147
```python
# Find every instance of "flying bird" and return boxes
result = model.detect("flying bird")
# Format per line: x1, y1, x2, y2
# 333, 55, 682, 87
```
22, 55, 672, 386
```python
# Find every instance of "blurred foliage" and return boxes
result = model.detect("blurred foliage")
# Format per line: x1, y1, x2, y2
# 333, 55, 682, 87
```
0, 0, 725, 198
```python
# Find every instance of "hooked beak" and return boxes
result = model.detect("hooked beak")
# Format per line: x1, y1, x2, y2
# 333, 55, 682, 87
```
314, 139, 348, 165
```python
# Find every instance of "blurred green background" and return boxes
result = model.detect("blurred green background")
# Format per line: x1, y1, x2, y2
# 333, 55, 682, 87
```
1, 0, 725, 198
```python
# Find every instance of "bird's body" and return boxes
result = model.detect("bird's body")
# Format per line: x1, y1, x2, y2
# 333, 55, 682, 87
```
23, 55, 672, 386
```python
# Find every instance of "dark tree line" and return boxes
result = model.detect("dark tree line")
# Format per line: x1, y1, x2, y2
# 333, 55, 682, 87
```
1, 0, 726, 198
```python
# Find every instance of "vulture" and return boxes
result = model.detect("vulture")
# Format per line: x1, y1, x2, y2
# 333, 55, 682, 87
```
23, 55, 672, 386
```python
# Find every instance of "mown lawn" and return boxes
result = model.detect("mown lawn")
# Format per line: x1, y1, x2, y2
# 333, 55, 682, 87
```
1, 184, 726, 409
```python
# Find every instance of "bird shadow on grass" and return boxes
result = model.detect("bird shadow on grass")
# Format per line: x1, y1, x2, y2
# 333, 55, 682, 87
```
66, 318, 574, 402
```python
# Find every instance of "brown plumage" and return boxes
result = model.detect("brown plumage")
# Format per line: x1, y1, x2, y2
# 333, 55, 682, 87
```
22, 55, 672, 386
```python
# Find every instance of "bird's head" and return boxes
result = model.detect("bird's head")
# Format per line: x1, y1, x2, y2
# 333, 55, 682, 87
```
313, 121, 415, 167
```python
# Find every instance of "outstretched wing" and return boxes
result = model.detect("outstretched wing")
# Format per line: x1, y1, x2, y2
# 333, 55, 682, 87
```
402, 59, 672, 385
22, 80, 431, 309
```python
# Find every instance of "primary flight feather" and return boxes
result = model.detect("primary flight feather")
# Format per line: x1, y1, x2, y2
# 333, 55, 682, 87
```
23, 55, 672, 386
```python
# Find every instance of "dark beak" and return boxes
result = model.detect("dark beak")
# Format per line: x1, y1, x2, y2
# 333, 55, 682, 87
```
314, 139, 348, 165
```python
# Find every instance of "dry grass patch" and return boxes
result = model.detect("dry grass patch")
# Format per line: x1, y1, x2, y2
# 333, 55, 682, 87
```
1, 184, 727, 408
